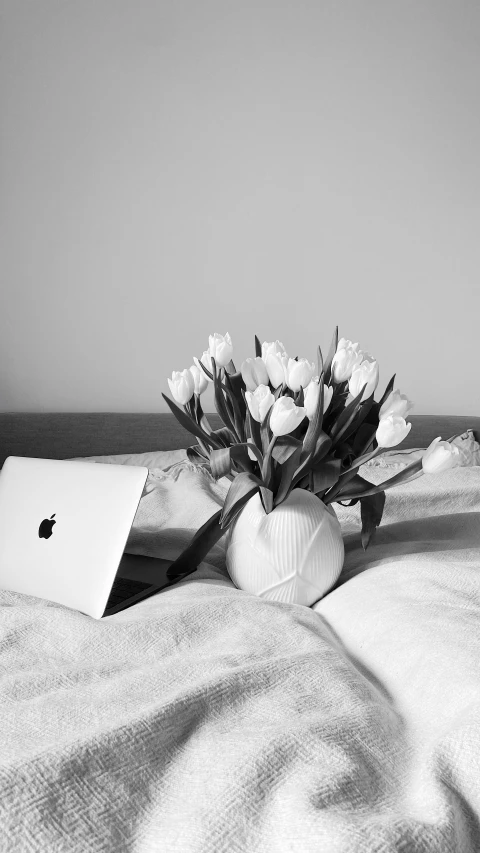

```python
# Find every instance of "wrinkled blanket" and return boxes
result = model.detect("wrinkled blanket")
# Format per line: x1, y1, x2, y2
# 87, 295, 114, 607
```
1, 452, 479, 852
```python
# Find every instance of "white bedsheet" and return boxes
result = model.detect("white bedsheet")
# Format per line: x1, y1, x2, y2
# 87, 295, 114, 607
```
1, 453, 479, 852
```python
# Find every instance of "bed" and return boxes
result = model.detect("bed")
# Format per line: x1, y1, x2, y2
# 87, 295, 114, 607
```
1, 412, 480, 853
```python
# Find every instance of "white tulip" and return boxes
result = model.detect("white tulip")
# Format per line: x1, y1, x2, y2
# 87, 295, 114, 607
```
285, 358, 316, 392
331, 340, 364, 382
189, 364, 209, 396
241, 357, 270, 392
379, 389, 414, 421
265, 352, 289, 388
348, 360, 380, 402
376, 415, 412, 448
304, 379, 333, 420
422, 437, 462, 474
261, 340, 287, 361
193, 351, 214, 381
270, 397, 306, 437
245, 384, 275, 423
208, 332, 233, 368
167, 369, 195, 406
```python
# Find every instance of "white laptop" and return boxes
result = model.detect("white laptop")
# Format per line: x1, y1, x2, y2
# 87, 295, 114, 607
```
0, 456, 180, 619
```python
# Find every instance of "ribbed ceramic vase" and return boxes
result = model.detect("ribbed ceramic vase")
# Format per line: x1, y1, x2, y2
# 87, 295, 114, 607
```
225, 488, 344, 606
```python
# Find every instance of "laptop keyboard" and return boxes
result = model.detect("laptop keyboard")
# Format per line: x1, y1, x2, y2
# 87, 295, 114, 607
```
104, 577, 152, 611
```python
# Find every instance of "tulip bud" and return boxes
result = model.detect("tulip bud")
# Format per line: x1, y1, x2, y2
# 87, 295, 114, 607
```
264, 352, 289, 388
189, 364, 209, 396
241, 357, 269, 392
167, 369, 195, 406
303, 379, 333, 420
245, 384, 275, 423
376, 415, 412, 448
193, 351, 214, 381
208, 332, 233, 368
379, 389, 414, 421
261, 340, 287, 360
285, 358, 316, 392
348, 360, 380, 402
270, 397, 306, 436
331, 340, 364, 382
422, 437, 462, 474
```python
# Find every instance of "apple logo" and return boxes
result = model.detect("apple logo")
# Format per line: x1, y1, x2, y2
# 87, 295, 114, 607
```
38, 514, 56, 540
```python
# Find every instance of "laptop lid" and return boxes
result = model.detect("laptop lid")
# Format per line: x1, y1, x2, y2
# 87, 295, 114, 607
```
0, 457, 148, 619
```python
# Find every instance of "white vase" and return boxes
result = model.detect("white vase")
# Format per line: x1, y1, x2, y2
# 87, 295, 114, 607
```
225, 488, 344, 606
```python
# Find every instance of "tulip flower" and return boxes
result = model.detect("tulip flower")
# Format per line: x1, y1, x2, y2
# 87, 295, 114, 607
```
245, 384, 275, 423
261, 340, 287, 361
331, 340, 364, 382
167, 369, 195, 406
264, 352, 289, 388
285, 358, 316, 392
376, 415, 412, 448
348, 359, 380, 402
208, 332, 233, 368
422, 437, 461, 474
304, 379, 333, 420
189, 364, 209, 396
270, 397, 306, 436
379, 389, 414, 421
241, 357, 270, 392
193, 351, 214, 381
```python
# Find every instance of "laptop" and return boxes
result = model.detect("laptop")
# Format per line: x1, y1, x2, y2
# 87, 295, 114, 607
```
0, 456, 183, 619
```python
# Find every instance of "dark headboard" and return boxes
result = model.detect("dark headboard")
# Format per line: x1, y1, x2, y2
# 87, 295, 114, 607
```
0, 413, 479, 466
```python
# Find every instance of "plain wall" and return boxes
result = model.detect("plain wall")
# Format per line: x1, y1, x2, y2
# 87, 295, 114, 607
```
1, 0, 479, 415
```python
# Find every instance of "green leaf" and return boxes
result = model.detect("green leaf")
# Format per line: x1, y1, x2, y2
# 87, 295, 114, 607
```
261, 436, 277, 486
231, 441, 263, 467
352, 422, 378, 456
333, 457, 424, 501
223, 372, 246, 441
272, 435, 302, 464
212, 427, 233, 447
290, 429, 332, 491
311, 431, 333, 464
340, 397, 374, 446
260, 406, 273, 455
209, 448, 233, 479
255, 335, 262, 357
229, 443, 255, 474
333, 473, 373, 500
197, 359, 213, 381
166, 510, 223, 579
186, 444, 210, 462
323, 326, 338, 385
317, 344, 323, 376
225, 371, 247, 419
212, 358, 239, 442
312, 459, 342, 494
273, 443, 304, 507
295, 387, 305, 407
245, 407, 263, 453
220, 472, 264, 529
300, 373, 325, 462
330, 385, 368, 443
193, 396, 213, 436
260, 487, 274, 514
162, 393, 223, 450
360, 492, 386, 550
377, 374, 396, 410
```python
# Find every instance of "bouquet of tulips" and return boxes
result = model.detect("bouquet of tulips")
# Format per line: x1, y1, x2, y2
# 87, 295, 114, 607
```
163, 330, 461, 579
